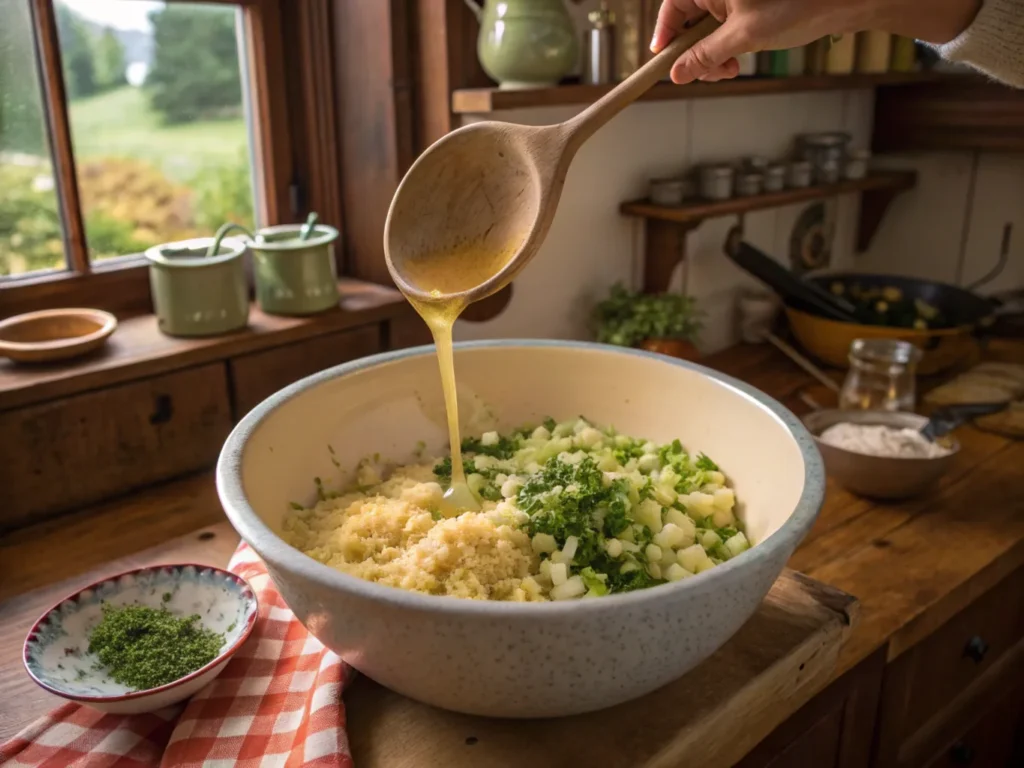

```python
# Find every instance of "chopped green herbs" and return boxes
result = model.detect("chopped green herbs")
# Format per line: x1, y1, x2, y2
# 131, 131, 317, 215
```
88, 604, 225, 691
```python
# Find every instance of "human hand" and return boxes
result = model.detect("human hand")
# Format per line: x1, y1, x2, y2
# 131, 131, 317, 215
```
652, 0, 983, 85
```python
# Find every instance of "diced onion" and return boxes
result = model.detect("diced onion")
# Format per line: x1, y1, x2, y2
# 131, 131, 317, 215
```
562, 535, 579, 560
550, 562, 568, 586
531, 533, 557, 555
550, 575, 586, 600
665, 563, 692, 582
725, 532, 750, 558
654, 523, 686, 549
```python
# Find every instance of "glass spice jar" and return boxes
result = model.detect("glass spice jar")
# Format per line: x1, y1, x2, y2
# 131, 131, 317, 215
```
839, 338, 923, 412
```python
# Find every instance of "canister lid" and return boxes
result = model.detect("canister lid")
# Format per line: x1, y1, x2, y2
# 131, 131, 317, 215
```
145, 236, 247, 268
249, 224, 339, 251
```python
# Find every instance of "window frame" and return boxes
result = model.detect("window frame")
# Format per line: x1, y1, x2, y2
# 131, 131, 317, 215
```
2, 0, 312, 316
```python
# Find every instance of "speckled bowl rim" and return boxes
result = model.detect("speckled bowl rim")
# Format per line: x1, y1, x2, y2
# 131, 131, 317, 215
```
23, 563, 259, 703
217, 340, 825, 616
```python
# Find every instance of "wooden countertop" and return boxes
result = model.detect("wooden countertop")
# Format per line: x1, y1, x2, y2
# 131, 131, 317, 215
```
3, 341, 1024, 746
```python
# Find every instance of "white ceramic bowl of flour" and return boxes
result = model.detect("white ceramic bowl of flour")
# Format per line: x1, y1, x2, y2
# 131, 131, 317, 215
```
217, 341, 825, 717
803, 409, 959, 500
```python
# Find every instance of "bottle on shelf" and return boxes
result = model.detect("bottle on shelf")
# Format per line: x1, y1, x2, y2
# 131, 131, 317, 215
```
805, 38, 829, 75
856, 31, 891, 73
890, 36, 917, 72
787, 45, 807, 76
737, 52, 758, 76
825, 34, 855, 74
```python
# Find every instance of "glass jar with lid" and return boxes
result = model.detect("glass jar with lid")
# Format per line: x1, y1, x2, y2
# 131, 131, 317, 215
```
839, 338, 923, 412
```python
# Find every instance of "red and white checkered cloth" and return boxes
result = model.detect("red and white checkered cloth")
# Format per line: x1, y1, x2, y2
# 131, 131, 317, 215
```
0, 543, 356, 768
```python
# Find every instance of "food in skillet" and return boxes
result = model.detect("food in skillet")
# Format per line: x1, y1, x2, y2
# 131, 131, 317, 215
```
829, 282, 947, 330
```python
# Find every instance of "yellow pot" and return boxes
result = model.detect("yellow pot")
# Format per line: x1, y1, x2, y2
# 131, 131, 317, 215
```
784, 305, 977, 376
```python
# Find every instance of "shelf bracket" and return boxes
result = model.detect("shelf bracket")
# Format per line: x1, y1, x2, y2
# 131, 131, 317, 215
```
642, 219, 702, 294
856, 182, 913, 252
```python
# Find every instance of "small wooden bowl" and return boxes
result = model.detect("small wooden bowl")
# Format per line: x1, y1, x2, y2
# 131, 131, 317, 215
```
0, 308, 117, 363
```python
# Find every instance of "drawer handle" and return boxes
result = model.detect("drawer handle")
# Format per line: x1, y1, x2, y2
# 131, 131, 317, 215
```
963, 635, 989, 664
950, 741, 976, 765
149, 394, 174, 425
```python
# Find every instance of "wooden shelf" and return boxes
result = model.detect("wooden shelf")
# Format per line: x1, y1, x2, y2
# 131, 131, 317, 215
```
452, 72, 951, 114
621, 171, 917, 225
0, 279, 410, 412
620, 171, 917, 294
874, 77, 1024, 153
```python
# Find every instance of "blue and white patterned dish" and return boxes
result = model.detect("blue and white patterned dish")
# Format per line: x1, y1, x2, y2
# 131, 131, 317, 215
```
24, 564, 258, 714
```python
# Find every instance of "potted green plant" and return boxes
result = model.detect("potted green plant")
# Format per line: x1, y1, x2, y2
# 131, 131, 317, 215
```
593, 283, 703, 360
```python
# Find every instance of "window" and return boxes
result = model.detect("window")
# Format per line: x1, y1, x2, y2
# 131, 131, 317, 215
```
0, 0, 63, 277
59, 1, 256, 264
0, 0, 296, 313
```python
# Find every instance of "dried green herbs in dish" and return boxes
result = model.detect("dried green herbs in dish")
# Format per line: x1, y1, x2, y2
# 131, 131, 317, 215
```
88, 604, 224, 690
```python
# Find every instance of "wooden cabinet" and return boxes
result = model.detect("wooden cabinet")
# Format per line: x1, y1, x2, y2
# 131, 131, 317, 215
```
0, 363, 232, 531
228, 326, 381, 417
923, 683, 1022, 768
737, 651, 885, 768
874, 567, 1024, 767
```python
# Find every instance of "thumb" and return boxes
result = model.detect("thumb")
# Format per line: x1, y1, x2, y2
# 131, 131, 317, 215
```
670, 20, 747, 84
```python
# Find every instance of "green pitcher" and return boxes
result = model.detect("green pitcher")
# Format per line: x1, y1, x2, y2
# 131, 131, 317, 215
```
464, 0, 578, 89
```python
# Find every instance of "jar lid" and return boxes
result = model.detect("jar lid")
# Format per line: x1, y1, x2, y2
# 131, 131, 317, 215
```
145, 236, 248, 268
250, 224, 339, 251
701, 164, 734, 178
797, 132, 852, 148
849, 338, 922, 365
588, 1, 614, 27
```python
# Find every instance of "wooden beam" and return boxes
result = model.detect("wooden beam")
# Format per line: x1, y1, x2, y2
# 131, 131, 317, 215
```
411, 0, 490, 150
30, 0, 89, 275
292, 0, 344, 237
244, 0, 295, 226
333, 0, 415, 285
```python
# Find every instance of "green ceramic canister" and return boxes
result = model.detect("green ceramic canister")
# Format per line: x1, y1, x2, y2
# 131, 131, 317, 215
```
464, 0, 578, 89
145, 237, 249, 337
250, 224, 340, 316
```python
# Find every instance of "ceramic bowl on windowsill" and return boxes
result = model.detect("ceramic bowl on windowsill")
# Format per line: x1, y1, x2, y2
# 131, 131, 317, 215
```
23, 564, 258, 714
0, 308, 117, 363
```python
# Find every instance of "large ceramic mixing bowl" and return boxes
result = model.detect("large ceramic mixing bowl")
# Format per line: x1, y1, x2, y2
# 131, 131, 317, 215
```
217, 341, 825, 718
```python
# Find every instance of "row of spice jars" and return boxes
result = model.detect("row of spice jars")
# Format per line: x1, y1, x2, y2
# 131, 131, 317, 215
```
734, 32, 917, 78
649, 143, 871, 206
796, 133, 871, 184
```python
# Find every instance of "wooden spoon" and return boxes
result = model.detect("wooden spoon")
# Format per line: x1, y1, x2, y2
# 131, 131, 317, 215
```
384, 16, 719, 304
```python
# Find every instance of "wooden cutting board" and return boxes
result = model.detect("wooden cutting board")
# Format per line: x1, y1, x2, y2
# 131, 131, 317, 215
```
0, 522, 856, 767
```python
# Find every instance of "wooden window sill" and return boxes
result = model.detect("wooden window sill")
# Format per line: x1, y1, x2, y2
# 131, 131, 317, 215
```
0, 279, 412, 412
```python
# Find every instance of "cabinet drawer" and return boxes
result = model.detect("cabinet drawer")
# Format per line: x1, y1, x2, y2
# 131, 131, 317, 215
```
229, 326, 380, 418
924, 683, 1022, 768
0, 363, 232, 531
876, 567, 1024, 765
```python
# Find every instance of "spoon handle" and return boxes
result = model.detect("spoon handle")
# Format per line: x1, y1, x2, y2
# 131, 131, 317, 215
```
560, 15, 720, 150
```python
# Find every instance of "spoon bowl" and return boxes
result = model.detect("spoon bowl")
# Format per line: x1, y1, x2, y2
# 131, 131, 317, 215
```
384, 17, 719, 305
384, 121, 559, 304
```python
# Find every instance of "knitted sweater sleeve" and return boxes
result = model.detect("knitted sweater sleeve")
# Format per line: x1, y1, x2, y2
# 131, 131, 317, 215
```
934, 0, 1024, 87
